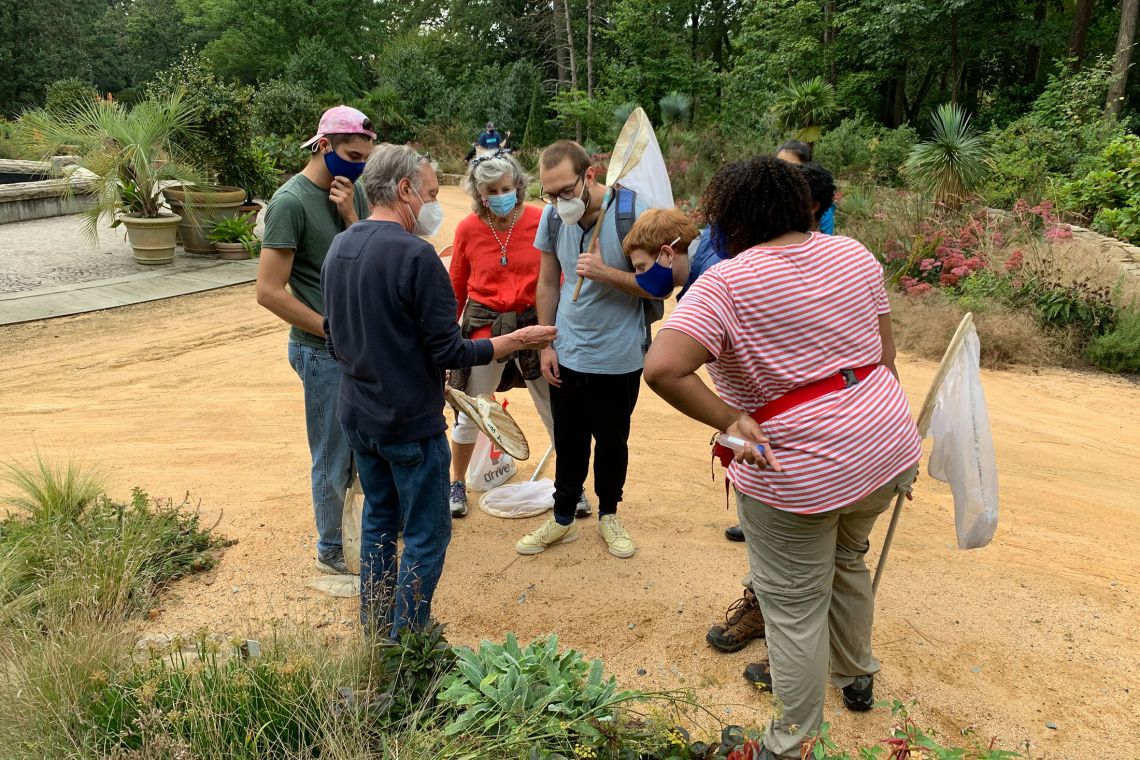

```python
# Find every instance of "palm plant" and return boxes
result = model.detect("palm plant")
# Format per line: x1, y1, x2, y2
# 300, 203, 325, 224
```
772, 76, 836, 144
16, 93, 205, 243
658, 92, 692, 128
904, 103, 991, 206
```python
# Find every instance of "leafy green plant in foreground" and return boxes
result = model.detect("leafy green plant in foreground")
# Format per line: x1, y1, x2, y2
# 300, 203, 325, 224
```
438, 632, 641, 748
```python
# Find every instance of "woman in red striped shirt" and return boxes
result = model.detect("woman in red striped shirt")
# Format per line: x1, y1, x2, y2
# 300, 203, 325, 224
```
644, 156, 921, 760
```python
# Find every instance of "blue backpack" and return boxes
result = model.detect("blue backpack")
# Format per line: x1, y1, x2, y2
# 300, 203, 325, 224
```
543, 187, 665, 348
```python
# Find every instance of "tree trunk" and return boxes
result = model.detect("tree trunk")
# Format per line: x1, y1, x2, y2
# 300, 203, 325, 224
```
823, 1, 837, 84
950, 12, 960, 104
554, 1, 569, 89
561, 0, 580, 141
1068, 0, 1097, 67
586, 0, 593, 99
1106, 0, 1139, 117
1024, 0, 1046, 83
691, 4, 700, 61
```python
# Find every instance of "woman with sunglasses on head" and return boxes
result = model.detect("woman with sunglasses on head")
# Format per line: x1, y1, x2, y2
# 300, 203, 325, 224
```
445, 152, 558, 518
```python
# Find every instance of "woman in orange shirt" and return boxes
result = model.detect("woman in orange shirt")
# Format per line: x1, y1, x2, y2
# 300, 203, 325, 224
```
447, 152, 559, 517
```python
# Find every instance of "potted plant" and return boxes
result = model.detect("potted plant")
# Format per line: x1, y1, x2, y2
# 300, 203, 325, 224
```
207, 213, 260, 260
16, 93, 205, 265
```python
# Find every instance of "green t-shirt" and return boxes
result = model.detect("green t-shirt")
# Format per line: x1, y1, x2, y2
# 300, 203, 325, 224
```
261, 173, 370, 348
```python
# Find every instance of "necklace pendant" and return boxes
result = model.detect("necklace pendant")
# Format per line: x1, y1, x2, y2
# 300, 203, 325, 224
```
500, 254, 508, 266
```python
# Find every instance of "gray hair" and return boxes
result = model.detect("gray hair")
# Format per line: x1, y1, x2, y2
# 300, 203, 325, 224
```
362, 143, 433, 207
462, 153, 529, 213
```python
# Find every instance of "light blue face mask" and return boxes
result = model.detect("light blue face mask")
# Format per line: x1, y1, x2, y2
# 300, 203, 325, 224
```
485, 191, 518, 217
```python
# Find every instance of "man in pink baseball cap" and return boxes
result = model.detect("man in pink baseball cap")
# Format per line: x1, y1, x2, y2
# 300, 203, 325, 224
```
257, 105, 376, 576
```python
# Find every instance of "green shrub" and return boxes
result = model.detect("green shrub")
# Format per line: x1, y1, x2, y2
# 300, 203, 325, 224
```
983, 58, 1124, 208
870, 124, 917, 187
1085, 308, 1140, 373
256, 135, 309, 177
813, 117, 875, 177
904, 103, 990, 204
0, 458, 227, 629
146, 52, 255, 191
250, 79, 322, 140
1059, 135, 1140, 242
44, 78, 99, 115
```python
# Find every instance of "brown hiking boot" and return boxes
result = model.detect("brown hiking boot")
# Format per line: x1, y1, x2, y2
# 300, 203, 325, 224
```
706, 588, 765, 653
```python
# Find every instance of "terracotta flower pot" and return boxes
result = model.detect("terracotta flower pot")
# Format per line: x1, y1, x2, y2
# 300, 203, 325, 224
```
163, 185, 247, 255
214, 242, 250, 261
120, 213, 181, 265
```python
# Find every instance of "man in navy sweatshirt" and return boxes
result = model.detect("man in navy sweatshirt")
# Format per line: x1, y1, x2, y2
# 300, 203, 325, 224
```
321, 144, 555, 637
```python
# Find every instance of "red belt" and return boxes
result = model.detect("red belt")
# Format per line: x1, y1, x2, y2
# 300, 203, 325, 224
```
713, 365, 878, 468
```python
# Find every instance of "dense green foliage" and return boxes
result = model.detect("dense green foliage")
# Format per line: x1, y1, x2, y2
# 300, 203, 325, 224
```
3, 0, 1137, 139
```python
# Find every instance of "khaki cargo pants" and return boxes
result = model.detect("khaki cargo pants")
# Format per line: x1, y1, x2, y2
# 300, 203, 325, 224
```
737, 466, 918, 759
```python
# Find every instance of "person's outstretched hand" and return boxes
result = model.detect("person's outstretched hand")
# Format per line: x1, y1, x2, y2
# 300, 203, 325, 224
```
511, 325, 557, 350
725, 415, 783, 472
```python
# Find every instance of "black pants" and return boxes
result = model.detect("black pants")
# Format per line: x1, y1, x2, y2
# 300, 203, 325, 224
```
549, 365, 642, 520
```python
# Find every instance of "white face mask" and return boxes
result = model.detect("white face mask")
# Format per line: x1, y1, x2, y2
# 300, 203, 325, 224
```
556, 196, 586, 226
408, 188, 444, 237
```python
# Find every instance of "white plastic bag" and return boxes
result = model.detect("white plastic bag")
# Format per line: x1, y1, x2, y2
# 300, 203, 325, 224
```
479, 478, 555, 519
466, 433, 517, 492
926, 325, 999, 549
342, 473, 364, 574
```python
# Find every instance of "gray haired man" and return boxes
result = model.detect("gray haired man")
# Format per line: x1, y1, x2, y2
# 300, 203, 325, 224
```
320, 144, 555, 636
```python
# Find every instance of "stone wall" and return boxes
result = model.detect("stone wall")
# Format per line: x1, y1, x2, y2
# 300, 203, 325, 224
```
0, 158, 94, 224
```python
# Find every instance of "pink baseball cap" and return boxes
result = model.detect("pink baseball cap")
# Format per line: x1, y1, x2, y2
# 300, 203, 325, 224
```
301, 106, 377, 148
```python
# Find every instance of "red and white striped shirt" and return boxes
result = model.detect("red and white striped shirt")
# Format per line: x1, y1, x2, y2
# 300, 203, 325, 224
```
665, 232, 922, 514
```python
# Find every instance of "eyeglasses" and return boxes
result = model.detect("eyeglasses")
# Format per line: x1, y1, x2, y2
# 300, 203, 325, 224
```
540, 172, 585, 205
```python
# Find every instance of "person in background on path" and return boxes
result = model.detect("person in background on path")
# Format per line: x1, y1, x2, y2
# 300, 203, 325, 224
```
321, 144, 556, 637
466, 122, 511, 162
644, 156, 921, 759
516, 140, 664, 559
777, 140, 836, 234
446, 152, 560, 518
256, 105, 375, 576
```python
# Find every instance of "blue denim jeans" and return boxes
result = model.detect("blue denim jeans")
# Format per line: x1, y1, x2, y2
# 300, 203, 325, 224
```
288, 340, 353, 557
341, 425, 451, 637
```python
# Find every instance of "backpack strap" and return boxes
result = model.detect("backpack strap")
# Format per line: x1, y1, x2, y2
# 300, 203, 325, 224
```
614, 186, 637, 245
544, 204, 562, 252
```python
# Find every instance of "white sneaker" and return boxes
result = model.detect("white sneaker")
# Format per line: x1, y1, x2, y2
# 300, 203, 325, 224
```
516, 518, 578, 555
598, 514, 635, 558
575, 490, 592, 518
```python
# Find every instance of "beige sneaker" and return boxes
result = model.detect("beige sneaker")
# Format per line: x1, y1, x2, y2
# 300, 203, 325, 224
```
598, 514, 636, 558
516, 518, 578, 555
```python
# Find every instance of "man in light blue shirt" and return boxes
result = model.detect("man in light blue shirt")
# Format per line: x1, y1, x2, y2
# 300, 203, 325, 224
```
516, 140, 661, 560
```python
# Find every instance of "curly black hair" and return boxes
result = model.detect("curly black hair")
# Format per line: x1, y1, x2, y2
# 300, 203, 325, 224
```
703, 156, 813, 256
798, 162, 836, 224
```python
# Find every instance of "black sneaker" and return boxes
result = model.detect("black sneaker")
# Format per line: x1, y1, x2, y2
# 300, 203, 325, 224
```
724, 525, 745, 542
742, 661, 773, 692
316, 549, 350, 575
842, 675, 874, 712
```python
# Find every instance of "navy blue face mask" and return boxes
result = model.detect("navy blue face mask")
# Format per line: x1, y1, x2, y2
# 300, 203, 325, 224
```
323, 146, 366, 183
635, 261, 675, 298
